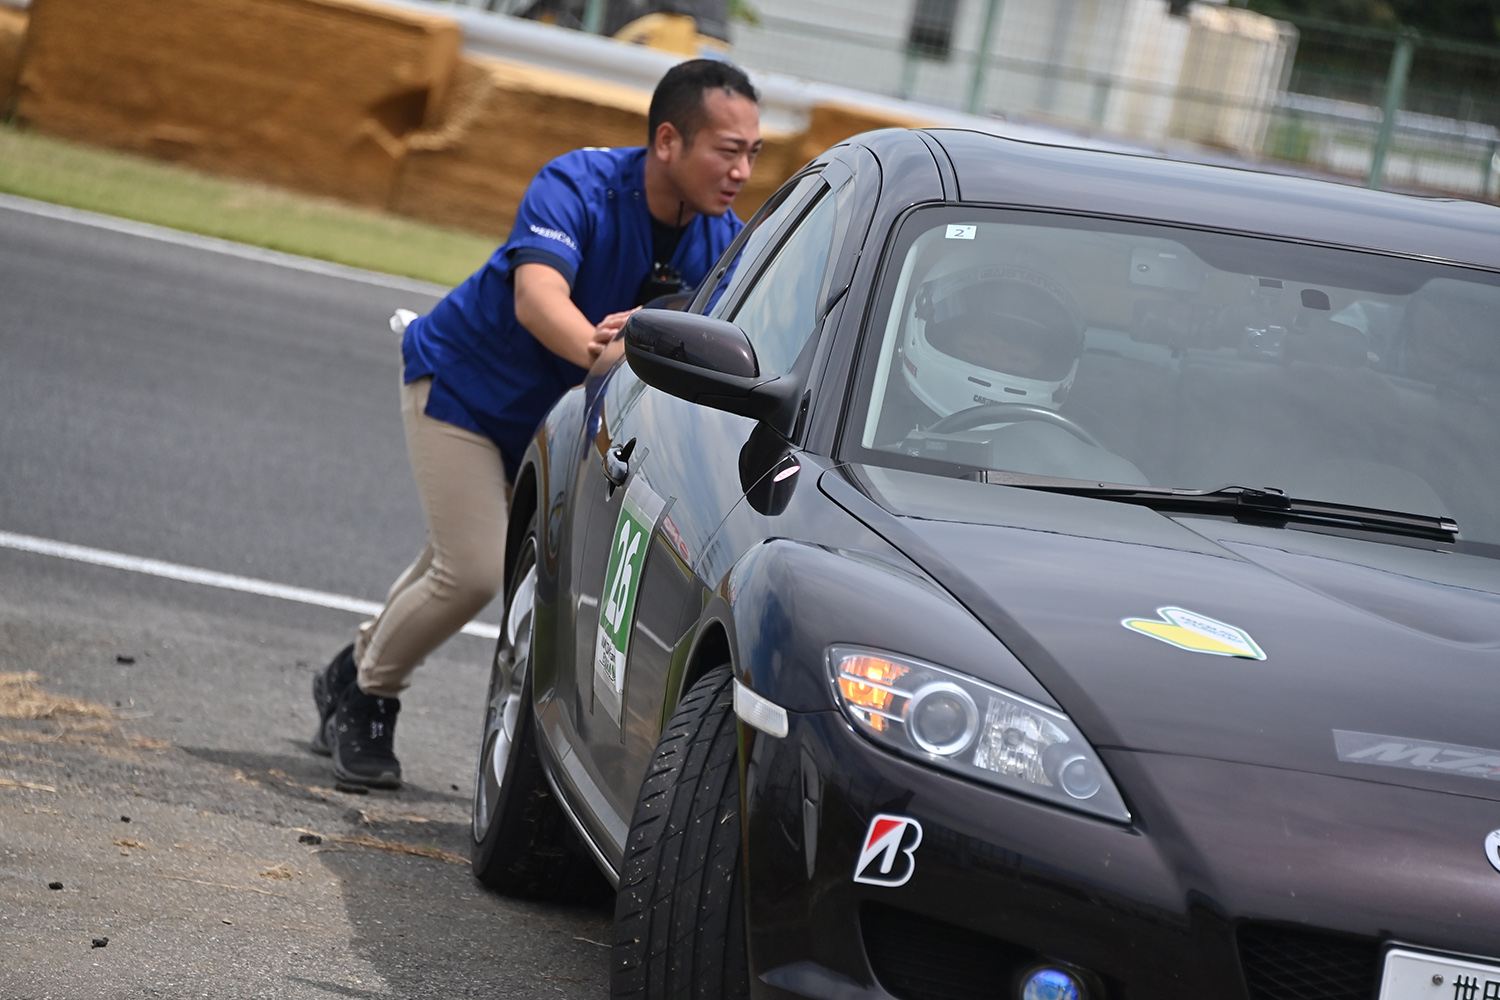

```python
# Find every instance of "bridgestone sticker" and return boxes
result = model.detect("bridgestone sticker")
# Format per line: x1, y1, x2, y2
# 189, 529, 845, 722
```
854, 814, 923, 887
1334, 729, 1500, 782
592, 478, 667, 725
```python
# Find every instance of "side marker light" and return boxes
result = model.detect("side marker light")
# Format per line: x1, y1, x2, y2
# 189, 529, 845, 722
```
733, 679, 789, 738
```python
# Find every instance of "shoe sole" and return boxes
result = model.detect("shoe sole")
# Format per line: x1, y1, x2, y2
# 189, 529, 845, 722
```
332, 759, 402, 790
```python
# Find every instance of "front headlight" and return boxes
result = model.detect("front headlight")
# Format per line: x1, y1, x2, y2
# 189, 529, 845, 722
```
828, 645, 1130, 823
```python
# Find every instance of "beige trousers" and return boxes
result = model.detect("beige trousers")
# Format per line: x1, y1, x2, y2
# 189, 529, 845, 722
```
353, 374, 510, 698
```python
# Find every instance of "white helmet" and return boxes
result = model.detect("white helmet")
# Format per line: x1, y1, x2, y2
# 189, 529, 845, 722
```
901, 262, 1086, 417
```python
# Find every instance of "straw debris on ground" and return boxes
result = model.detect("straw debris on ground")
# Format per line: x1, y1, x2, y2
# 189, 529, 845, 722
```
0, 671, 114, 720
295, 827, 466, 866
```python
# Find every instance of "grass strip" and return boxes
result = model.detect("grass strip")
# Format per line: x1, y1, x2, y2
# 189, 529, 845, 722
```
0, 122, 498, 287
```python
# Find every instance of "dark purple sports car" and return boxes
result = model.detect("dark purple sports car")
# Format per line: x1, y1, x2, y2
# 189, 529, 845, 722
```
469, 126, 1500, 1000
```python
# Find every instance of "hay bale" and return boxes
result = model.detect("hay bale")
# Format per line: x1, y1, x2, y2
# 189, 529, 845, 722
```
392, 55, 650, 235
0, 5, 25, 115
16, 0, 460, 205
392, 53, 809, 236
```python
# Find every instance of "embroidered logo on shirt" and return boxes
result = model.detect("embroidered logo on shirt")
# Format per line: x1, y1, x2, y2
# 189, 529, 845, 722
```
528, 225, 579, 252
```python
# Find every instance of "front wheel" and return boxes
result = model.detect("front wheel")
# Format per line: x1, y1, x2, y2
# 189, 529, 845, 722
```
471, 514, 607, 902
612, 665, 749, 1000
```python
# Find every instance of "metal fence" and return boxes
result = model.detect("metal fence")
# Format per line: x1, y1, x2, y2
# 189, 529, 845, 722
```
441, 0, 1500, 200
1261, 17, 1500, 199
718, 3, 1500, 202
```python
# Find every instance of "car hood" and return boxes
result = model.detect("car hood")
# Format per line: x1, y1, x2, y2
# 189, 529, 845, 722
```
836, 465, 1500, 800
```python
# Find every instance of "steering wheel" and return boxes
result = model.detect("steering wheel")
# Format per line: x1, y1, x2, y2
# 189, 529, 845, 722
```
926, 402, 1105, 450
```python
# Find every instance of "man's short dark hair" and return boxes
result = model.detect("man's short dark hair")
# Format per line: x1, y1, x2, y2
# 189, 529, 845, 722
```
648, 59, 759, 148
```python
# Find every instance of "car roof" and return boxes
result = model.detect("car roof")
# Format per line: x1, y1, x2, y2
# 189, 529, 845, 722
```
897, 128, 1500, 272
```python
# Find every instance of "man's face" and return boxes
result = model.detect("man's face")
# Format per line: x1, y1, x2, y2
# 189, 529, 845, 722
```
661, 89, 762, 218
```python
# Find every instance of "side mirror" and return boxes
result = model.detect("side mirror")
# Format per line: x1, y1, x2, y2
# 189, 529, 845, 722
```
623, 309, 799, 435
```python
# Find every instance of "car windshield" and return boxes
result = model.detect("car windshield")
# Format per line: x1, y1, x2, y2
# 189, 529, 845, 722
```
847, 208, 1500, 548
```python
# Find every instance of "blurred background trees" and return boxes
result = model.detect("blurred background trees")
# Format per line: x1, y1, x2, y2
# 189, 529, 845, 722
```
1240, 0, 1500, 44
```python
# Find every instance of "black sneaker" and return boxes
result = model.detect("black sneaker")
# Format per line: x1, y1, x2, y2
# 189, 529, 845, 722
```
310, 643, 357, 757
332, 684, 402, 789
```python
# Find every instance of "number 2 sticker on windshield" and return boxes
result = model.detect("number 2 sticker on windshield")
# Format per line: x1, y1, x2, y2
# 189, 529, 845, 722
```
592, 478, 668, 724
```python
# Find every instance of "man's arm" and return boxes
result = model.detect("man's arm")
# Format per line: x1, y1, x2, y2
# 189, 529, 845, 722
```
513, 263, 632, 368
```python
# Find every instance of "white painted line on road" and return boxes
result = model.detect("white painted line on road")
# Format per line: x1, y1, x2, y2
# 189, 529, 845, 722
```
0, 192, 450, 298
0, 530, 501, 641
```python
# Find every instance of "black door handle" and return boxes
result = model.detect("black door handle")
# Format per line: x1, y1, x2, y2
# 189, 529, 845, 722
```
603, 438, 636, 488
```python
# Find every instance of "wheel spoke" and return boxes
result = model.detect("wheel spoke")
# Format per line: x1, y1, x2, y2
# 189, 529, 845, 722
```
473, 557, 536, 843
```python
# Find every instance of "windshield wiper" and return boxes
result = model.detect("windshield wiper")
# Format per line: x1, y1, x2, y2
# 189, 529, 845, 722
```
970, 473, 1460, 542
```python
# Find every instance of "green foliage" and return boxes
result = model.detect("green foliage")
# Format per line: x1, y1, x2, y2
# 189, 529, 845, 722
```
728, 0, 760, 26
1243, 0, 1500, 44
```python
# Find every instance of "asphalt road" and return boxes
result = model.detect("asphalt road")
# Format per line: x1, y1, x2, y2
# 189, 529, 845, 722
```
0, 197, 614, 998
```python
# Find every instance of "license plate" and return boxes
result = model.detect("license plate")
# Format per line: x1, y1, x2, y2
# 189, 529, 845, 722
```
1380, 947, 1500, 1000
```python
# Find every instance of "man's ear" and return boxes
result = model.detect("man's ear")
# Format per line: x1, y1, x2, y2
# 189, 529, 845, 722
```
653, 121, 684, 161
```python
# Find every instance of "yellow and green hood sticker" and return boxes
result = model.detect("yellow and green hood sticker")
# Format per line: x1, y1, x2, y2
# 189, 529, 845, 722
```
1123, 606, 1266, 660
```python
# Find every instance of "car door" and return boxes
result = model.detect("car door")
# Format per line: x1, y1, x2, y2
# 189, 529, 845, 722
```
555, 169, 851, 858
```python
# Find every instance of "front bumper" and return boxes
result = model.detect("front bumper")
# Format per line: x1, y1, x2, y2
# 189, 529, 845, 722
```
740, 710, 1500, 1000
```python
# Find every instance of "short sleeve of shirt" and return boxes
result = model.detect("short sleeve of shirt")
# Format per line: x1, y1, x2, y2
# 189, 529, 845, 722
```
502, 155, 596, 287
508, 246, 575, 283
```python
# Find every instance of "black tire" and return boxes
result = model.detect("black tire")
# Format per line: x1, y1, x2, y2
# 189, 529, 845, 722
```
471, 514, 608, 902
612, 665, 749, 1000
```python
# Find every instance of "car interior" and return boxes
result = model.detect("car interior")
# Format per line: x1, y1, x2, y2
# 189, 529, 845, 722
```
856, 213, 1500, 546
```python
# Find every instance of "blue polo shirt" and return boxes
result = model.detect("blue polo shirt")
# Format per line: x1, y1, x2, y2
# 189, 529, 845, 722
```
401, 146, 743, 479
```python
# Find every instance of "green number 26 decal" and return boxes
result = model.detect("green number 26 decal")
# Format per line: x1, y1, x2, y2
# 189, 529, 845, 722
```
592, 478, 666, 724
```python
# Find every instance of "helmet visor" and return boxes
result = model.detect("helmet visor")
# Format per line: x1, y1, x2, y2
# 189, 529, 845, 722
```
920, 275, 1083, 382
925, 312, 1081, 382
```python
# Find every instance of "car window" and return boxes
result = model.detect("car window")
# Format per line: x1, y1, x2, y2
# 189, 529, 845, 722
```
726, 189, 840, 377
846, 207, 1500, 549
697, 174, 825, 319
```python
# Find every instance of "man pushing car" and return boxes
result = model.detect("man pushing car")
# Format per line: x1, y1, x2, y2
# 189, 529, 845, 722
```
308, 58, 763, 789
